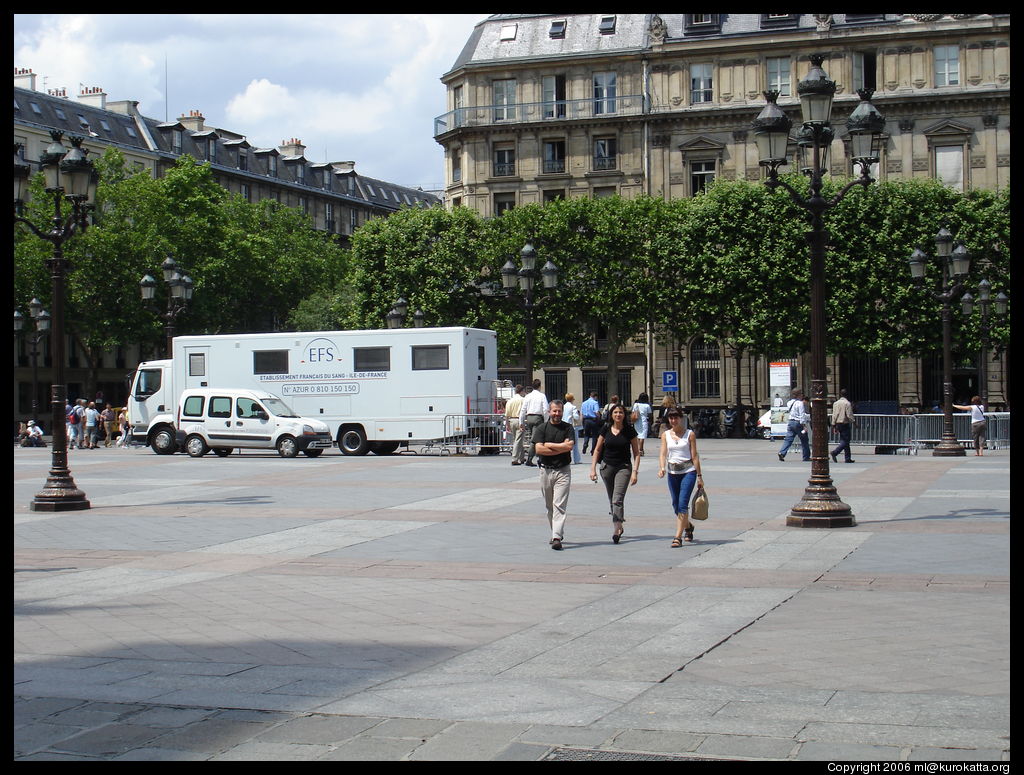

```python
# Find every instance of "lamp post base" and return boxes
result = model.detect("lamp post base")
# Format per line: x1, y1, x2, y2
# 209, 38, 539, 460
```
932, 440, 966, 457
788, 481, 856, 528
30, 474, 91, 511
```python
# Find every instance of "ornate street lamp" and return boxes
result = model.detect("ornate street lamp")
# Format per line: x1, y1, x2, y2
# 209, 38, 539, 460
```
14, 300, 51, 425
140, 253, 194, 357
960, 280, 1008, 408
907, 230, 973, 456
13, 132, 96, 511
751, 56, 886, 528
491, 241, 558, 383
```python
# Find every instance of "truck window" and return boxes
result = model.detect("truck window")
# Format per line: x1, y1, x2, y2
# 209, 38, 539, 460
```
189, 352, 206, 377
134, 368, 162, 397
236, 398, 264, 418
182, 395, 205, 417
354, 347, 390, 372
253, 350, 289, 374
478, 346, 486, 371
209, 396, 232, 418
412, 345, 450, 371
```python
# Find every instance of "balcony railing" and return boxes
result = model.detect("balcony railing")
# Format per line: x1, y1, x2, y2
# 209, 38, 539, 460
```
542, 159, 566, 174
493, 162, 517, 177
592, 156, 617, 171
435, 94, 646, 136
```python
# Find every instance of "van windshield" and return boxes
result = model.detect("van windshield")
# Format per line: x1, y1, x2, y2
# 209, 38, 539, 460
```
262, 397, 300, 418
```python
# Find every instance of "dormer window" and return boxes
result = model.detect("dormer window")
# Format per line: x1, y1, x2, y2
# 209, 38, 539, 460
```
499, 23, 517, 41
238, 150, 248, 171
173, 129, 183, 154
760, 14, 800, 29
684, 14, 722, 34
207, 138, 217, 163
268, 155, 277, 177
599, 15, 616, 35
549, 19, 566, 38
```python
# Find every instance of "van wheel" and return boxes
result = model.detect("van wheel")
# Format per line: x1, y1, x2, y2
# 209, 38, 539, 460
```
213, 448, 233, 457
303, 448, 323, 458
277, 435, 299, 458
151, 427, 178, 455
339, 427, 369, 456
370, 441, 400, 456
185, 434, 208, 457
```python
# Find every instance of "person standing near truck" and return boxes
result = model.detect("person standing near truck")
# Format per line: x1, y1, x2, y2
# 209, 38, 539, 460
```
505, 385, 525, 465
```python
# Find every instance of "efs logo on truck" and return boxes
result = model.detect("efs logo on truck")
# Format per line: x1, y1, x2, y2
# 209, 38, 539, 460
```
300, 338, 342, 365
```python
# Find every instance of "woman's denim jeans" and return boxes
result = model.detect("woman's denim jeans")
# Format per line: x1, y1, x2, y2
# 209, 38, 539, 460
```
667, 470, 697, 515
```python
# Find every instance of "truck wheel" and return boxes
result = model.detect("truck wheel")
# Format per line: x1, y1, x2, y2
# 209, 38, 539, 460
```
303, 448, 323, 458
185, 434, 208, 457
370, 441, 400, 456
151, 427, 178, 455
277, 435, 299, 458
213, 448, 233, 457
339, 427, 369, 456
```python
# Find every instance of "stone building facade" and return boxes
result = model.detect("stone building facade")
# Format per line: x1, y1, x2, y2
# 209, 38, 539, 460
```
434, 13, 1010, 413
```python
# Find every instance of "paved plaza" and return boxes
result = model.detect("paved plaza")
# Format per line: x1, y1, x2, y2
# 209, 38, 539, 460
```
14, 439, 1009, 761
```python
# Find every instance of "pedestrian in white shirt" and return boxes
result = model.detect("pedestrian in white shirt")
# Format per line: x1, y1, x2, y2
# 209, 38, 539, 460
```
518, 380, 549, 467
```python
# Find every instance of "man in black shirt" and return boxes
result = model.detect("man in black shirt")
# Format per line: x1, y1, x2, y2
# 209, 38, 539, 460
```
532, 399, 575, 550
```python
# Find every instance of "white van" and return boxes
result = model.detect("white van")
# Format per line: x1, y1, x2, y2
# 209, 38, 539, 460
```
177, 388, 334, 458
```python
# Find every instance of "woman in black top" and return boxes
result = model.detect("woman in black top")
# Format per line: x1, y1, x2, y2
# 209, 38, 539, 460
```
588, 404, 640, 544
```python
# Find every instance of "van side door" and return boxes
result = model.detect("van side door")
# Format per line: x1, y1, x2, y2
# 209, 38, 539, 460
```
205, 395, 239, 446
234, 396, 274, 449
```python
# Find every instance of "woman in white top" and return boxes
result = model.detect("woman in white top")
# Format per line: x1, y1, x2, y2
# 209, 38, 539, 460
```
630, 392, 653, 455
953, 396, 987, 456
658, 408, 704, 546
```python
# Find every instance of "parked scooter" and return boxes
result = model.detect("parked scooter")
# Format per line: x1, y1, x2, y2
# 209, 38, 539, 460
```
723, 406, 739, 438
694, 408, 722, 438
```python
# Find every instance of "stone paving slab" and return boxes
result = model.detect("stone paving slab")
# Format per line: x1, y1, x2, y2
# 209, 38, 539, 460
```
13, 442, 1010, 761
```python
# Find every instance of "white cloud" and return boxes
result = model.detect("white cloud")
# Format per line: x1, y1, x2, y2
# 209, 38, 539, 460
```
14, 13, 489, 188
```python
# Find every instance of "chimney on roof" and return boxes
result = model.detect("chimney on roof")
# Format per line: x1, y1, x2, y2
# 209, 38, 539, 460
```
333, 161, 356, 174
179, 109, 205, 131
47, 86, 68, 99
78, 85, 107, 110
279, 138, 306, 157
14, 67, 37, 91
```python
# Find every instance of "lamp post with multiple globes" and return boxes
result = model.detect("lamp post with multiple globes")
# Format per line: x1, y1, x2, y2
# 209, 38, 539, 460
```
14, 132, 97, 511
750, 55, 886, 527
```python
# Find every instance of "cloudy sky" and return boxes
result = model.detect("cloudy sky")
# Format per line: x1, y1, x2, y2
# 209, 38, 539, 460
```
14, 13, 489, 191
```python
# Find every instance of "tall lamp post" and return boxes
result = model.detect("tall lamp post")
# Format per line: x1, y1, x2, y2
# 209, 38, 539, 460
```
497, 241, 559, 383
906, 230, 972, 456
14, 132, 97, 511
140, 254, 194, 357
751, 55, 886, 528
960, 280, 1008, 406
14, 298, 51, 425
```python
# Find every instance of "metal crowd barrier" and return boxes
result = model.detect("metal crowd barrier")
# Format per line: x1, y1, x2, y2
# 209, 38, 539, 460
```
420, 414, 511, 455
848, 412, 1011, 454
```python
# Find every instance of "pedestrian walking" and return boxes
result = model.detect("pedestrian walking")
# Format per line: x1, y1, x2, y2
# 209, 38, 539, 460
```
518, 381, 549, 467
658, 408, 703, 546
101, 405, 117, 448
505, 385, 525, 465
953, 396, 988, 455
830, 388, 856, 463
84, 401, 100, 449
589, 403, 640, 544
580, 391, 601, 454
654, 394, 677, 439
778, 389, 810, 461
532, 399, 575, 550
117, 408, 131, 448
630, 392, 653, 455
563, 393, 583, 465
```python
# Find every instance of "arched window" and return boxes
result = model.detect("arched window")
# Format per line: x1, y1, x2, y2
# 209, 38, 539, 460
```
690, 337, 721, 398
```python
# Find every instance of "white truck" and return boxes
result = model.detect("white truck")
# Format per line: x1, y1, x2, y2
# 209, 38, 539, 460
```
128, 326, 500, 455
